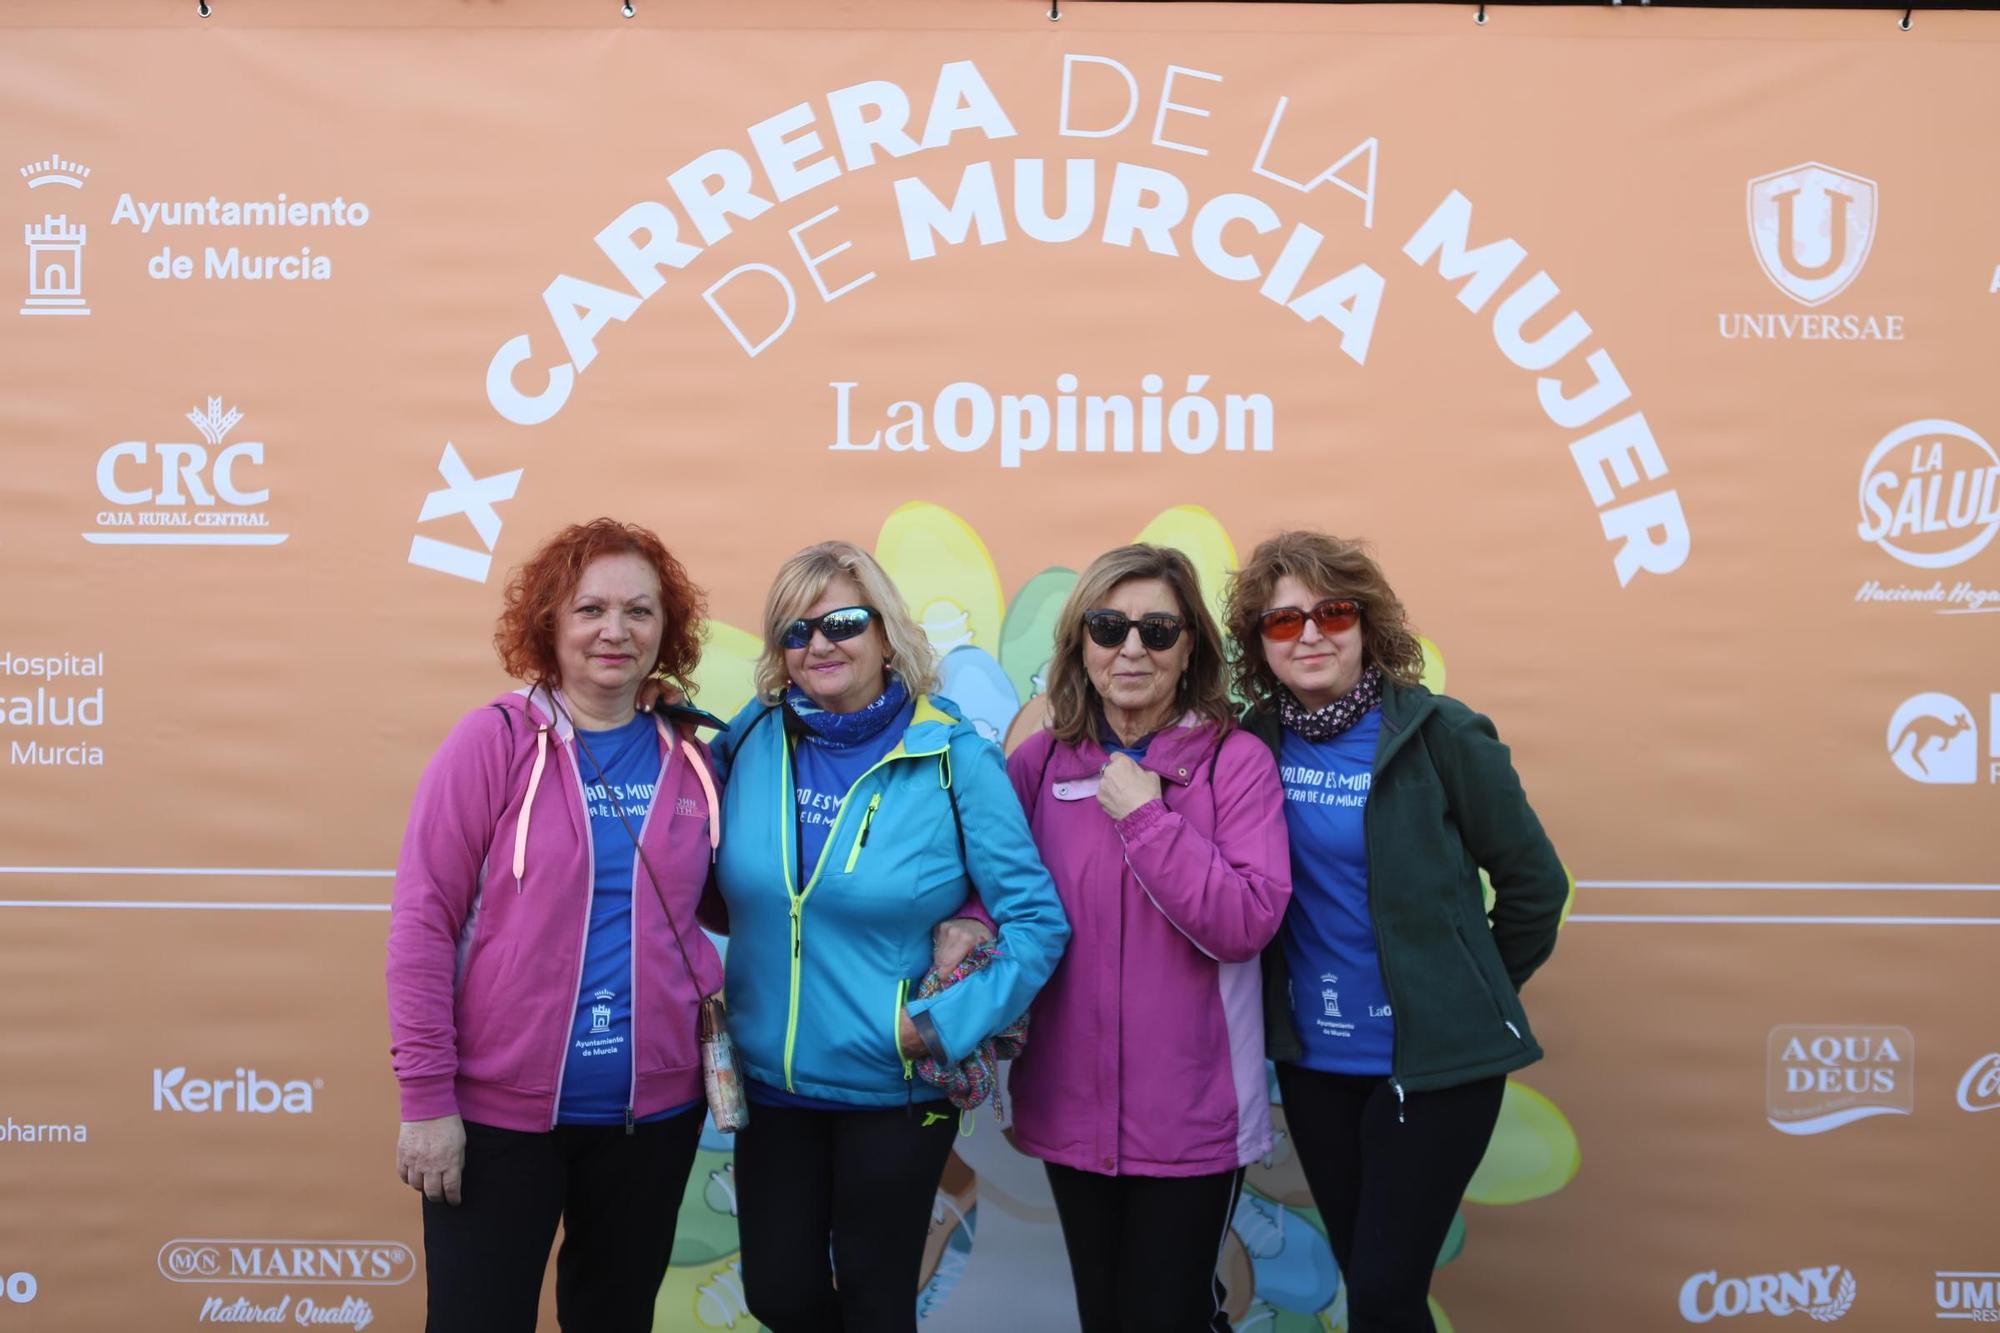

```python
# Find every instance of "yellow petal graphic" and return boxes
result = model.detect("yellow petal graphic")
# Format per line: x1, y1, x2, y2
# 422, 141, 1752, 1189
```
1134, 506, 1237, 628
1428, 1296, 1455, 1333
655, 1254, 752, 1330
1463, 1079, 1581, 1206
691, 621, 765, 720
875, 501, 1006, 660
1418, 636, 1447, 693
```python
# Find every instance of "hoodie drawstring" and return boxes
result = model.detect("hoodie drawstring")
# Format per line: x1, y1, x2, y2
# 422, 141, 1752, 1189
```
512, 723, 551, 891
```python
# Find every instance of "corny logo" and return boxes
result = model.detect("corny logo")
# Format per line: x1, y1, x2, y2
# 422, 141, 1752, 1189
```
1680, 1266, 1855, 1323
1766, 1026, 1913, 1135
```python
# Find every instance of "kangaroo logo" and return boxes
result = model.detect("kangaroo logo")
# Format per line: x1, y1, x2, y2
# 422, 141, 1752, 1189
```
1886, 693, 1978, 784
1748, 162, 1878, 307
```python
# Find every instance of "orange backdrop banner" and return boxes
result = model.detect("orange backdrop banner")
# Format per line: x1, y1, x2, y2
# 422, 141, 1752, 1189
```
3, 3, 1998, 1330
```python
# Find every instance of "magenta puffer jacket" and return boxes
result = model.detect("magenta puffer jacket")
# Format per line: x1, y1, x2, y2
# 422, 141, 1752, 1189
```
386, 686, 723, 1133
1005, 717, 1290, 1177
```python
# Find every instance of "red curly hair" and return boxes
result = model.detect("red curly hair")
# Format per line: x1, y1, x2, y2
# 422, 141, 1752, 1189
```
493, 518, 707, 696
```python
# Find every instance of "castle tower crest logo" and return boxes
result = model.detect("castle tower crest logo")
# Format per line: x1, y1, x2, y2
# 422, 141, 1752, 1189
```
19, 150, 92, 317
1748, 162, 1878, 308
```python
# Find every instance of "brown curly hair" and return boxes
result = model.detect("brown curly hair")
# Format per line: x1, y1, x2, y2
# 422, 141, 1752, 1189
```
1223, 530, 1425, 710
1043, 544, 1236, 746
493, 518, 707, 697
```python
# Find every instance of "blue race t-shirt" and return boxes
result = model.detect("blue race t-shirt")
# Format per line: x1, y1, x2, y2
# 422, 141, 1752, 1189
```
1278, 709, 1396, 1075
791, 694, 913, 882
559, 712, 692, 1125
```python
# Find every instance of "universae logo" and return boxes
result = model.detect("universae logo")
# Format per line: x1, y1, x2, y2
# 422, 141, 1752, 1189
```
1886, 693, 1998, 786
1747, 162, 1877, 308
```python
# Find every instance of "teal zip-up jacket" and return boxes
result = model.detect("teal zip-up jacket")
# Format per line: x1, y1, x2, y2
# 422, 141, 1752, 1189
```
1249, 679, 1567, 1095
711, 692, 1070, 1106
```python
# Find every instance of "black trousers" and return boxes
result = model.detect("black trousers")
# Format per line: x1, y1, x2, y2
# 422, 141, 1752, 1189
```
1274, 1064, 1507, 1333
419, 1109, 704, 1333
1043, 1160, 1246, 1333
732, 1100, 962, 1333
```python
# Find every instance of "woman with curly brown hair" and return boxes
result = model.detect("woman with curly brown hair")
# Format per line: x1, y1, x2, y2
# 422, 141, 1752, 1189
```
1222, 530, 1567, 1333
386, 518, 724, 1333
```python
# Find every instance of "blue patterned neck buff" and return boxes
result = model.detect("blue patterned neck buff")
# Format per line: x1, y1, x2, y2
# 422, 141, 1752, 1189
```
1278, 665, 1383, 741
784, 672, 910, 748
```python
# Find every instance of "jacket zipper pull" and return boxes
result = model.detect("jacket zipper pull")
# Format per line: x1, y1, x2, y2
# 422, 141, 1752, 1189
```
624, 1105, 635, 1137
1505, 1019, 1523, 1041
1393, 1079, 1407, 1125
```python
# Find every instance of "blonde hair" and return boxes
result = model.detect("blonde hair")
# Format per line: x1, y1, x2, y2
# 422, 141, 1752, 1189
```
1223, 530, 1425, 709
754, 541, 939, 703
1042, 544, 1235, 746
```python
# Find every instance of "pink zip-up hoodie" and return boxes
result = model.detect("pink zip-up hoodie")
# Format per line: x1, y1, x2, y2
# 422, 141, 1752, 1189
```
1005, 717, 1291, 1177
386, 686, 722, 1133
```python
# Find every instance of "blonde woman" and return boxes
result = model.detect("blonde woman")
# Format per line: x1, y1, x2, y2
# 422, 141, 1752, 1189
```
710, 540, 1069, 1333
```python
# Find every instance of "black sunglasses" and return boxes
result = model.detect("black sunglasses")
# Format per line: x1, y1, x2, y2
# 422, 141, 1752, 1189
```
1083, 610, 1185, 652
781, 605, 878, 650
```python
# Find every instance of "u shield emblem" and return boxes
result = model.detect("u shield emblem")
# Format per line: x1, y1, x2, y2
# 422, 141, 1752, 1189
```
1747, 161, 1878, 307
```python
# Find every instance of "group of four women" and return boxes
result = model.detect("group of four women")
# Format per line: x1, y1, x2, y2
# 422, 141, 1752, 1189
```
385, 520, 1568, 1333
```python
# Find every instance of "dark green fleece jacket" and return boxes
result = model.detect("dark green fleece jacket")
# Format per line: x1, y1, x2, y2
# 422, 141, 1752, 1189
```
1248, 678, 1567, 1094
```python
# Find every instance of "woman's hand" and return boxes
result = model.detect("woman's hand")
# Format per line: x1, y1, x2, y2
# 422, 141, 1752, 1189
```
931, 916, 993, 975
397, 1114, 467, 1206
1096, 753, 1162, 822
634, 679, 686, 713
898, 1009, 927, 1060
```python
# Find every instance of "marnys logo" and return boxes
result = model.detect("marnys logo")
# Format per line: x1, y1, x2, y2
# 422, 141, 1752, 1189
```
1886, 693, 1999, 786
1680, 1266, 1856, 1324
158, 1240, 414, 1286
1937, 1271, 2000, 1322
1766, 1025, 1913, 1135
1959, 1054, 2000, 1113
85, 397, 289, 547
152, 1067, 321, 1115
1720, 162, 1899, 343
1853, 420, 2000, 615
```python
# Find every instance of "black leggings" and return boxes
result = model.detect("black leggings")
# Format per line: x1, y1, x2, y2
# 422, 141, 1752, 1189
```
420, 1109, 704, 1333
1274, 1065, 1506, 1333
1043, 1161, 1246, 1333
732, 1100, 962, 1333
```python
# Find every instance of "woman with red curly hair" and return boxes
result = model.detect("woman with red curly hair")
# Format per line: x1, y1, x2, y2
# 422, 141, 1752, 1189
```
386, 518, 725, 1333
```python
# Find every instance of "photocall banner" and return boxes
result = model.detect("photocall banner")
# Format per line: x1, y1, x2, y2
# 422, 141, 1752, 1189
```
3, 2, 1997, 1329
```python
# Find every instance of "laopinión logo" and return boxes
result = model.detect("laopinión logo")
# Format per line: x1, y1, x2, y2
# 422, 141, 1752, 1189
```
1679, 1266, 1856, 1324
1886, 693, 1998, 786
152, 1067, 321, 1115
157, 1240, 414, 1286
1854, 420, 2000, 615
19, 151, 91, 317
85, 397, 289, 547
1766, 1025, 1913, 1134
1719, 162, 1900, 343
1938, 1272, 2000, 1322
1959, 1053, 2000, 1113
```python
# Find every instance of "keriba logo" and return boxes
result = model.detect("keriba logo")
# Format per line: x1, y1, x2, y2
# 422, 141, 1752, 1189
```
152, 1067, 320, 1115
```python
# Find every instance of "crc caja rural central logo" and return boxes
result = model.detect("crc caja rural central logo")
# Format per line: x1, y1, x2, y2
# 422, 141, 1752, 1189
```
85, 397, 288, 547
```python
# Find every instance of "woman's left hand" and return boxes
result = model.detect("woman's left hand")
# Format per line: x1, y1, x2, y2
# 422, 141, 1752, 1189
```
1097, 753, 1162, 822
898, 1008, 926, 1060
